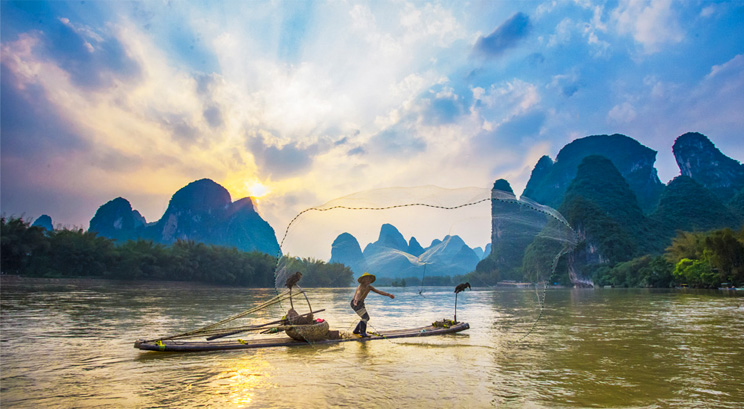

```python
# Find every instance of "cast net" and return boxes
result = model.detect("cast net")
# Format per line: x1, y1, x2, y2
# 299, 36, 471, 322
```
273, 184, 582, 341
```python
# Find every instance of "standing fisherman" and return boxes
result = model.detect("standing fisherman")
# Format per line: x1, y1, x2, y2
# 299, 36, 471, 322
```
351, 273, 394, 337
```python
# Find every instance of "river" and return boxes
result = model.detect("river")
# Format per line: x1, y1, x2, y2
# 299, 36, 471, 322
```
1, 276, 742, 408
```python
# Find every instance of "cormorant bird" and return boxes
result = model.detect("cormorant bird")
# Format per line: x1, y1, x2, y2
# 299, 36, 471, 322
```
454, 282, 470, 322
454, 282, 471, 294
285, 272, 302, 309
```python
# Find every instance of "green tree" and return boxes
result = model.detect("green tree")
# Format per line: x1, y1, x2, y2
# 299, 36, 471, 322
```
1, 217, 49, 274
704, 228, 744, 285
35, 229, 115, 277
665, 231, 707, 265
111, 239, 169, 280
641, 256, 674, 288
279, 257, 353, 287
673, 258, 718, 288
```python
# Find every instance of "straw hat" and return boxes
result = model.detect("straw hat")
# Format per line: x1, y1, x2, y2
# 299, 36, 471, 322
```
357, 272, 376, 284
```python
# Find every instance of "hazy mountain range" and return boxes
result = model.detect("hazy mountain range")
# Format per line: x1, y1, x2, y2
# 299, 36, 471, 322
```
85, 179, 281, 256
32, 132, 743, 282
329, 224, 490, 279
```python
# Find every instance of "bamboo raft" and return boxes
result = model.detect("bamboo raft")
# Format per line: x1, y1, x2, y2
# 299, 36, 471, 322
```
134, 275, 472, 353
134, 321, 470, 352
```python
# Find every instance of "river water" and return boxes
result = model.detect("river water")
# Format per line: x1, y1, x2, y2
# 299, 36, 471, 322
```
1, 276, 742, 408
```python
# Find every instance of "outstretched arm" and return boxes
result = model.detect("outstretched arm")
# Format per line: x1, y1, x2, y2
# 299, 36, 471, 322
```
370, 286, 395, 299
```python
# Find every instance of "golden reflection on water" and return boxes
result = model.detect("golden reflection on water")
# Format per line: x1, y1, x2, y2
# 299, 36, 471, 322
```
1, 278, 743, 408
211, 355, 274, 407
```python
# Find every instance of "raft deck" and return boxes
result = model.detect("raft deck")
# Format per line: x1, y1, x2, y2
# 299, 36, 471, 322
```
135, 321, 470, 352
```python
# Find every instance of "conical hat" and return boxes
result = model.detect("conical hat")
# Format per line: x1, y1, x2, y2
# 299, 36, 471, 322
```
357, 272, 376, 284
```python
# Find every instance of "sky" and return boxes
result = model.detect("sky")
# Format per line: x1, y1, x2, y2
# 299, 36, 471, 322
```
2, 0, 743, 251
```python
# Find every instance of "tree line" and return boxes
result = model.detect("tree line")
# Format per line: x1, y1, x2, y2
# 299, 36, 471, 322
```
1, 216, 353, 287
593, 227, 744, 288
4, 215, 740, 289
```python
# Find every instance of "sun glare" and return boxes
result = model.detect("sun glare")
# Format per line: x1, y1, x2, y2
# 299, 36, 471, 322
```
246, 181, 270, 198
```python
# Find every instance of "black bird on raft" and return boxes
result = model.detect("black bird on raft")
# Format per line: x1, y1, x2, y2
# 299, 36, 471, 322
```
454, 282, 470, 322
285, 271, 302, 310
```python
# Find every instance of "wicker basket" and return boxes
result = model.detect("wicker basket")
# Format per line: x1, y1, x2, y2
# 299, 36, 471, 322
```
285, 320, 330, 342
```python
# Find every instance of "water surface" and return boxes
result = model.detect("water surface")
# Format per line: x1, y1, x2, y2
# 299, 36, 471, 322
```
1, 277, 742, 408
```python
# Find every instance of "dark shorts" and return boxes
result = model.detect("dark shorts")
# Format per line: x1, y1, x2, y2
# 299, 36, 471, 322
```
350, 300, 370, 322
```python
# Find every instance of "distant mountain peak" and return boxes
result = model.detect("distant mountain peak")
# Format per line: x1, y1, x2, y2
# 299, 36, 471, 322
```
89, 197, 143, 241
377, 223, 408, 251
356, 224, 479, 278
88, 179, 280, 255
31, 214, 53, 231
522, 133, 663, 213
652, 175, 739, 233
330, 233, 367, 275
167, 178, 232, 214
492, 179, 514, 195
673, 132, 744, 201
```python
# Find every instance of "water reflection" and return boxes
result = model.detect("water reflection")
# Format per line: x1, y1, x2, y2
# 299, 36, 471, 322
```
1, 277, 742, 408
209, 355, 273, 407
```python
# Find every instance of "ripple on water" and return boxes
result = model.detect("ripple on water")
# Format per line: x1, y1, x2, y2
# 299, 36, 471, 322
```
1, 280, 743, 408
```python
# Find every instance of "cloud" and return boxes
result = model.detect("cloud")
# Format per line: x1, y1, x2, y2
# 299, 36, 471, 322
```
422, 84, 466, 125
278, 1, 315, 63
472, 79, 541, 124
687, 54, 744, 131
473, 12, 531, 58
366, 127, 427, 157
707, 53, 744, 81
547, 17, 575, 47
498, 110, 546, 139
548, 73, 581, 98
202, 105, 223, 128
700, 5, 716, 18
247, 132, 319, 178
0, 50, 89, 158
194, 74, 224, 128
611, 0, 683, 54
348, 146, 366, 156
608, 102, 637, 123
2, 0, 743, 239
42, 16, 141, 89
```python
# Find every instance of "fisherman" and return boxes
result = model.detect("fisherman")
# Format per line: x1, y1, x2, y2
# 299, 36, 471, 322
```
351, 273, 394, 337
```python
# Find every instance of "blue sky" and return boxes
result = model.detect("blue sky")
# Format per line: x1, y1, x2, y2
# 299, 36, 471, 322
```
2, 0, 743, 243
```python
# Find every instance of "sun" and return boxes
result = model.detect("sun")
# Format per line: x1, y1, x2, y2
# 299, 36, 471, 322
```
245, 181, 270, 198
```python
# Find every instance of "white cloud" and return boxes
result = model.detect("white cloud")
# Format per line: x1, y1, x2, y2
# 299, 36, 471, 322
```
608, 102, 637, 123
548, 18, 575, 47
707, 53, 744, 80
542, 4, 610, 57
611, 0, 684, 54
700, 5, 716, 18
399, 2, 463, 47
473, 79, 541, 124
643, 75, 679, 100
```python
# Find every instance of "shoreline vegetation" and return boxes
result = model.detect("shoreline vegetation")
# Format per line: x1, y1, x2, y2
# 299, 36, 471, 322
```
1, 216, 351, 287
2, 216, 742, 289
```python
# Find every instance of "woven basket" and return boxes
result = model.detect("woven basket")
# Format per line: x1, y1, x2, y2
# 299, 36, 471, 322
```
285, 320, 330, 342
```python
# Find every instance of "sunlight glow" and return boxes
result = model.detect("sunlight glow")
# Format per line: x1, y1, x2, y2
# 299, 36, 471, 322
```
246, 181, 270, 198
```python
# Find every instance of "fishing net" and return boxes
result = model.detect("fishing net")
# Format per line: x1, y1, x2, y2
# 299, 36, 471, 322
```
275, 185, 580, 288
274, 186, 492, 291
487, 189, 581, 286
272, 184, 582, 342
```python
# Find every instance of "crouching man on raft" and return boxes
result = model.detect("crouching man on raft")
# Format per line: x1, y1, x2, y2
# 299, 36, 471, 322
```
351, 273, 394, 337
